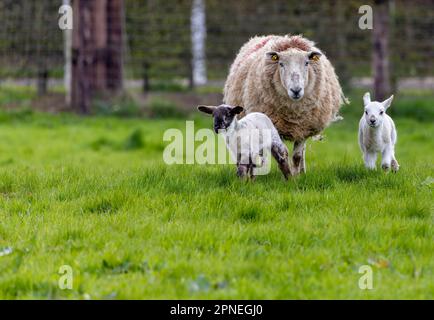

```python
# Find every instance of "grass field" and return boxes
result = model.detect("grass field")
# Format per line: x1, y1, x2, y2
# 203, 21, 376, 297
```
0, 89, 432, 299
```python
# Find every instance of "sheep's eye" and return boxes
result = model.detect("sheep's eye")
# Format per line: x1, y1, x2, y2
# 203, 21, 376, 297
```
305, 61, 309, 66
365, 111, 368, 115
380, 111, 384, 115
279, 63, 284, 67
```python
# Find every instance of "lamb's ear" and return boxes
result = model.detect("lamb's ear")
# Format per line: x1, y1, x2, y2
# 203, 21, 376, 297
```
266, 51, 279, 62
308, 51, 322, 61
382, 95, 394, 110
197, 105, 215, 115
231, 106, 244, 115
363, 92, 371, 106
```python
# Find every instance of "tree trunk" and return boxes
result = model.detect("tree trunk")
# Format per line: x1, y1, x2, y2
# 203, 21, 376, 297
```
107, 0, 124, 91
334, 0, 351, 92
71, 0, 124, 113
191, 0, 207, 87
94, 0, 108, 92
36, 1, 48, 96
37, 68, 48, 96
63, 0, 72, 106
142, 62, 150, 92
72, 0, 93, 113
372, 0, 391, 101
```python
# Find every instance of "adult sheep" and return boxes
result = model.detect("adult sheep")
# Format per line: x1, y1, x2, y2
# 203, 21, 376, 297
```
224, 35, 347, 175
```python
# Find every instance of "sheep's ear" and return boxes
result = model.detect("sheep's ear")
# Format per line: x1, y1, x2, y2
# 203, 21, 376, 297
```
266, 51, 279, 62
382, 95, 394, 110
363, 92, 371, 106
197, 105, 215, 115
231, 106, 244, 115
308, 51, 322, 61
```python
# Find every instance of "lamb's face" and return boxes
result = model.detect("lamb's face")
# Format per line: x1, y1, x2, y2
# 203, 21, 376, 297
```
364, 102, 386, 128
266, 49, 322, 101
197, 104, 244, 133
363, 92, 394, 128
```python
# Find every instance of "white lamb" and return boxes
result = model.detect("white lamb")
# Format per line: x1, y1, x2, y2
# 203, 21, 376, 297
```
358, 92, 399, 172
198, 104, 291, 179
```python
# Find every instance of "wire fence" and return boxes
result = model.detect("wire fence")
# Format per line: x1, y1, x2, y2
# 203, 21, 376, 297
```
0, 0, 433, 93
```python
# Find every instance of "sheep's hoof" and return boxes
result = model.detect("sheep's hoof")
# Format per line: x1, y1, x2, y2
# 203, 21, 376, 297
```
391, 160, 399, 172
381, 163, 390, 171
237, 166, 248, 178
237, 175, 249, 182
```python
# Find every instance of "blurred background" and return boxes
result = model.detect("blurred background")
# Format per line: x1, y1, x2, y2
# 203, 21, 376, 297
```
0, 0, 432, 118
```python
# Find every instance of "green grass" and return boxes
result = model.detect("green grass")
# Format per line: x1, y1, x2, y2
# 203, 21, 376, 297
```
0, 91, 433, 299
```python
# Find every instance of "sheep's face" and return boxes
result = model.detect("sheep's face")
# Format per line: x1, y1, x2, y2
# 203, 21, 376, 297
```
266, 50, 322, 101
197, 104, 244, 133
363, 92, 394, 128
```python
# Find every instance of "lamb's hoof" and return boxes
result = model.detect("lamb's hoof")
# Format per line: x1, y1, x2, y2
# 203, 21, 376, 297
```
237, 175, 250, 182
237, 167, 248, 178
391, 160, 399, 173
381, 163, 390, 171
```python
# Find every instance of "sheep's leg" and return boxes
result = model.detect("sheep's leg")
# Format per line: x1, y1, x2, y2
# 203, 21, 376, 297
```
382, 144, 399, 172
292, 140, 306, 175
236, 164, 249, 179
381, 145, 393, 171
364, 151, 377, 170
300, 143, 306, 173
271, 143, 291, 180
248, 151, 262, 180
391, 152, 399, 172
391, 158, 399, 172
248, 164, 256, 181
389, 146, 399, 172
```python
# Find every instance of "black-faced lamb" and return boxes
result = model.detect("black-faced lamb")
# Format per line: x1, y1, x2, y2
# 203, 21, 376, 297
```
198, 104, 291, 180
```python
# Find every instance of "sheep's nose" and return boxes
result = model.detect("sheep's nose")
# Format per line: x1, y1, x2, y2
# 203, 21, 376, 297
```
290, 87, 302, 95
214, 125, 224, 133
370, 119, 376, 124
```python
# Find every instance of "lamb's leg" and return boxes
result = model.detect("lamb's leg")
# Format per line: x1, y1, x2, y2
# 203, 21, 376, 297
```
364, 151, 377, 170
391, 158, 399, 172
382, 143, 399, 172
236, 164, 249, 179
248, 164, 256, 180
271, 143, 291, 180
389, 146, 399, 172
381, 145, 393, 171
292, 140, 306, 175
251, 153, 270, 178
248, 151, 262, 180
390, 125, 399, 172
